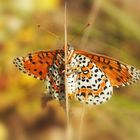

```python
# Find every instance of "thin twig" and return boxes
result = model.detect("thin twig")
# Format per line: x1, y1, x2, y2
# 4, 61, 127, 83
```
64, 0, 71, 140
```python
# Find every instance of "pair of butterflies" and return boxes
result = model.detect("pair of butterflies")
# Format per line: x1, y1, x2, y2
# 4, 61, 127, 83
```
13, 45, 140, 105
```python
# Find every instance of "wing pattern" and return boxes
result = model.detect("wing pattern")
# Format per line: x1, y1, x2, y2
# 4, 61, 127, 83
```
75, 50, 140, 87
67, 53, 113, 105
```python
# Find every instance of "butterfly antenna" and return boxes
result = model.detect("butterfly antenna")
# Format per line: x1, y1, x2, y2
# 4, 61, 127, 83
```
70, 22, 91, 44
36, 24, 62, 42
47, 30, 62, 41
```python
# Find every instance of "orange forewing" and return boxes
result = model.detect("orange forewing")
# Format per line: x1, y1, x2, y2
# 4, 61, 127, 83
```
13, 50, 57, 80
75, 50, 132, 87
24, 51, 57, 80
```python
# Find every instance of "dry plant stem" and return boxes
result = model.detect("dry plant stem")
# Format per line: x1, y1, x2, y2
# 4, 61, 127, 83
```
64, 0, 71, 140
77, 104, 86, 140
78, 0, 102, 140
81, 0, 102, 46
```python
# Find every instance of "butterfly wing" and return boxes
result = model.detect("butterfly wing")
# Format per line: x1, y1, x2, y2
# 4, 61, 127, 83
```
13, 50, 57, 80
44, 55, 65, 101
75, 50, 140, 87
67, 53, 113, 105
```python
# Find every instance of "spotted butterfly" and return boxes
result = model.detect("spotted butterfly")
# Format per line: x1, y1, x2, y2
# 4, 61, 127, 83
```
13, 45, 140, 105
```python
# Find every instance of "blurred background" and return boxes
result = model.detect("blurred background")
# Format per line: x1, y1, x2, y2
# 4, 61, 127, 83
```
0, 0, 140, 140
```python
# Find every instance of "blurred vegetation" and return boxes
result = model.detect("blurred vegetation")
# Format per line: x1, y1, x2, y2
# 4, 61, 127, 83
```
0, 0, 140, 140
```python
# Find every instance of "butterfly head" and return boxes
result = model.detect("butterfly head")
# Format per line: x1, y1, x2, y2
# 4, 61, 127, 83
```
67, 44, 75, 55
62, 44, 75, 55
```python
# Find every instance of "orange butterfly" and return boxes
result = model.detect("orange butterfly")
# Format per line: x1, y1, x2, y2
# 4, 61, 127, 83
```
13, 45, 140, 105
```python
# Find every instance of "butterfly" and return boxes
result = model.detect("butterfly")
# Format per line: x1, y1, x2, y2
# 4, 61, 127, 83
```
13, 45, 140, 105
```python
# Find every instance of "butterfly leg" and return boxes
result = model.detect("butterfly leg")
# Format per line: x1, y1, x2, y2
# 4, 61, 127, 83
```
67, 49, 75, 64
66, 66, 81, 76
61, 66, 80, 76
57, 54, 65, 61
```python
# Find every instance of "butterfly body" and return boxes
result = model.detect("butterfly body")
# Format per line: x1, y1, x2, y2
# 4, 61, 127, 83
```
13, 45, 140, 105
